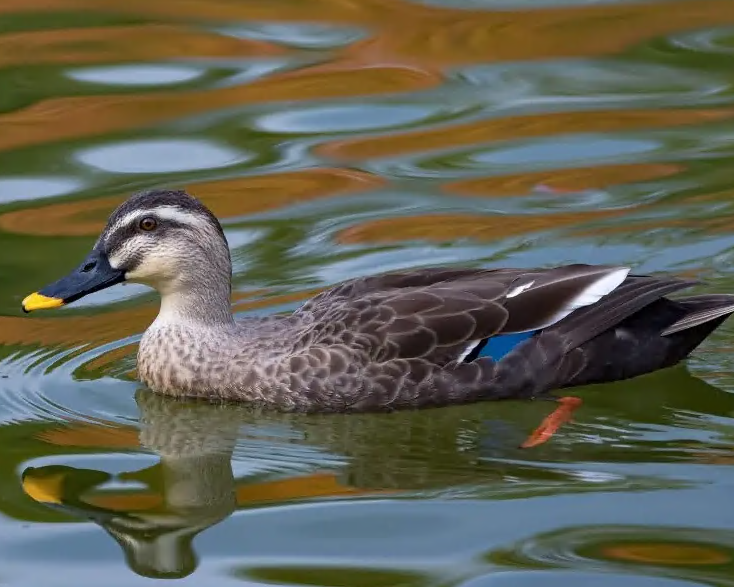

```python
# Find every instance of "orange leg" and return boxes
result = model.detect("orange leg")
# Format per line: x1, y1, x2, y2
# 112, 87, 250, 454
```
520, 396, 583, 448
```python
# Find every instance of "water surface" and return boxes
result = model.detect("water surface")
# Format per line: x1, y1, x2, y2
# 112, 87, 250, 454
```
3, 0, 734, 585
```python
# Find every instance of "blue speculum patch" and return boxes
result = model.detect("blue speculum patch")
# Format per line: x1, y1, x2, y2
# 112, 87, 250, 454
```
477, 330, 538, 361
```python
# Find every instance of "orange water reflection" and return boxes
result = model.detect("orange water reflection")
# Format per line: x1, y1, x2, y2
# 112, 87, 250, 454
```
0, 24, 283, 67
8, 0, 734, 60
0, 65, 439, 152
338, 209, 627, 245
321, 108, 734, 162
2, 0, 732, 154
603, 542, 731, 565
445, 163, 683, 197
0, 168, 383, 237
348, 0, 734, 66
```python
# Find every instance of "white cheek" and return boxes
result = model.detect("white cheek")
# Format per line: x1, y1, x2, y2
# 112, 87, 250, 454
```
108, 236, 177, 285
125, 254, 177, 283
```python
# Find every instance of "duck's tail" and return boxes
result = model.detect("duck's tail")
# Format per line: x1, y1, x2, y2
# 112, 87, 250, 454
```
560, 294, 734, 389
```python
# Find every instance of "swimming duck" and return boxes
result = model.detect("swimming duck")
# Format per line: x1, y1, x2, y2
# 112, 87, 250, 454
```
21, 189, 734, 447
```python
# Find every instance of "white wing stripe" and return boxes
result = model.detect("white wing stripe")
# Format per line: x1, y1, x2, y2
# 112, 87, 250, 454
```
567, 267, 631, 310
541, 267, 630, 328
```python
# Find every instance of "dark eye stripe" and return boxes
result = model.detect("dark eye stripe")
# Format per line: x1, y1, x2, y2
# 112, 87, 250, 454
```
103, 217, 196, 255
104, 222, 137, 253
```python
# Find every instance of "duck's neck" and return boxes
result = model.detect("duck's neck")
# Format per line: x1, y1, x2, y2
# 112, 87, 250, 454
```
155, 281, 235, 329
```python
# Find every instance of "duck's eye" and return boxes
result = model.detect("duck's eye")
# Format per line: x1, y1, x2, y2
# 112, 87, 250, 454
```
139, 217, 158, 231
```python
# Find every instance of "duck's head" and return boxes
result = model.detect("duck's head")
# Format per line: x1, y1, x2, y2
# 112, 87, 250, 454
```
22, 190, 232, 315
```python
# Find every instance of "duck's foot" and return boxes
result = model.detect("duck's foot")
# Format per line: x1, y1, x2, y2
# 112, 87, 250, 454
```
520, 396, 582, 448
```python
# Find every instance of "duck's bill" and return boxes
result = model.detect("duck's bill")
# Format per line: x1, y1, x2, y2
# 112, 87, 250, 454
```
22, 249, 125, 313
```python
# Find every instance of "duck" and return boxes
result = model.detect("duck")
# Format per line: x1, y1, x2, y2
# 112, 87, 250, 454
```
21, 189, 734, 447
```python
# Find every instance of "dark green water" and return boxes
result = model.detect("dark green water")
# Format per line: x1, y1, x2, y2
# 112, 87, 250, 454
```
3, 0, 734, 584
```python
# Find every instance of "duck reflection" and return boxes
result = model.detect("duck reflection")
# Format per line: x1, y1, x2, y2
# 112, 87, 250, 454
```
20, 366, 734, 579
16, 388, 538, 578
22, 390, 244, 578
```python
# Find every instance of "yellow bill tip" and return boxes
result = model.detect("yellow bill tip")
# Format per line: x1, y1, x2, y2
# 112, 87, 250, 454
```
22, 471, 65, 505
22, 292, 64, 313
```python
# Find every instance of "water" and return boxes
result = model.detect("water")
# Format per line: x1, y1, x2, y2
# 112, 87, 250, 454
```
2, 0, 734, 584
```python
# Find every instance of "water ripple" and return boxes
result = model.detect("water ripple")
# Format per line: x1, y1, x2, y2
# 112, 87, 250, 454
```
4, 0, 734, 584
492, 525, 734, 586
0, 341, 139, 427
255, 103, 445, 134
0, 177, 83, 205
454, 59, 731, 109
66, 64, 206, 87
669, 26, 734, 55
75, 138, 251, 175
213, 21, 368, 49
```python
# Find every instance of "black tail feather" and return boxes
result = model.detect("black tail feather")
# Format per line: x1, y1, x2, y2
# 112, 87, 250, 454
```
559, 294, 734, 390
661, 295, 734, 336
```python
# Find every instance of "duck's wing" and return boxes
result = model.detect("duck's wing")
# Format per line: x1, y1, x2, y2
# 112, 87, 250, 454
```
298, 264, 677, 364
